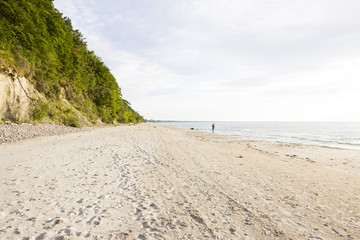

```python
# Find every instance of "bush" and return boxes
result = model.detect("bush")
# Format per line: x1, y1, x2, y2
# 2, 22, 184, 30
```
31, 99, 49, 121
63, 115, 80, 127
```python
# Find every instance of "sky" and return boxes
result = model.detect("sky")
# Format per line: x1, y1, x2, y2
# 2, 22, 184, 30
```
53, 0, 360, 121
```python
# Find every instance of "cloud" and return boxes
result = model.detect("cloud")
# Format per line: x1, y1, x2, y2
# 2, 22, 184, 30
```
54, 0, 360, 121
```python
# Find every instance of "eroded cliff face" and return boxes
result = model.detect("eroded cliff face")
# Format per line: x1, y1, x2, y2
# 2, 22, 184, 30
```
0, 70, 40, 121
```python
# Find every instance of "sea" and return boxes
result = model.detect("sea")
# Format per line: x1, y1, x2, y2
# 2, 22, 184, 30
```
155, 121, 360, 150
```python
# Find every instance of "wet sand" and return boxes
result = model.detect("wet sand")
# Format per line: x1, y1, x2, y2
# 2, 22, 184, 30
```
0, 123, 359, 239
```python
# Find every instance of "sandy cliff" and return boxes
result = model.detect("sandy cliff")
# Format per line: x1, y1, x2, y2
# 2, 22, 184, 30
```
0, 70, 40, 121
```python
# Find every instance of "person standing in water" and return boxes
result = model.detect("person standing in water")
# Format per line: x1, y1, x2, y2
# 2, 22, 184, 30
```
212, 123, 215, 133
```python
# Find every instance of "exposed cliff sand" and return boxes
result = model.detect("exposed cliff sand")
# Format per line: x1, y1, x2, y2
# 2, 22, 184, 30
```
0, 71, 40, 121
0, 124, 359, 239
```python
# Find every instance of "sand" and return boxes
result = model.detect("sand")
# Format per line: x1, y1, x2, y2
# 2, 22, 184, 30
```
0, 123, 359, 239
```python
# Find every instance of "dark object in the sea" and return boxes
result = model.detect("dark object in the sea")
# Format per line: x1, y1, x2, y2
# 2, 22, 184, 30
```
190, 128, 195, 130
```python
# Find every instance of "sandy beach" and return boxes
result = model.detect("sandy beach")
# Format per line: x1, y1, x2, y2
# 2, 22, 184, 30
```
0, 123, 359, 240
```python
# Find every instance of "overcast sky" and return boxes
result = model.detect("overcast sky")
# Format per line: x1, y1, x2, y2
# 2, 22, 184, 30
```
54, 0, 360, 121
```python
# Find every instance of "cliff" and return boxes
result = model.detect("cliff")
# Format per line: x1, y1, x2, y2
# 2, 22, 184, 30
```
0, 69, 39, 121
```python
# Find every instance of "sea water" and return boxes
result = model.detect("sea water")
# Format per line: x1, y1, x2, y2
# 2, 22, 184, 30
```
155, 121, 360, 150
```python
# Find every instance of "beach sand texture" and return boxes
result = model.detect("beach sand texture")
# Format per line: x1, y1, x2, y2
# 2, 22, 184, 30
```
0, 124, 359, 239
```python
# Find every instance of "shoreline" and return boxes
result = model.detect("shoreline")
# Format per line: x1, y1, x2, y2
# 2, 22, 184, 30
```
155, 121, 360, 151
2, 121, 359, 151
0, 123, 359, 239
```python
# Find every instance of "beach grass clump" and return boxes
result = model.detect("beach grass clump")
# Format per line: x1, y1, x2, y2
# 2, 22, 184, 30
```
30, 100, 82, 127
48, 102, 82, 127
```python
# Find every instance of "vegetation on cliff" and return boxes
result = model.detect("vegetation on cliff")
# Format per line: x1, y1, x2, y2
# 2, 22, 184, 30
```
0, 0, 144, 126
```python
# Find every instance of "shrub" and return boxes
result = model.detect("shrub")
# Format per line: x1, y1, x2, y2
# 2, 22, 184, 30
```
31, 99, 49, 121
63, 115, 80, 127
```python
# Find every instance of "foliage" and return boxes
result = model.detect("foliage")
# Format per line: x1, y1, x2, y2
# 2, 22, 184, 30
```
63, 115, 80, 128
31, 99, 49, 121
0, 0, 144, 125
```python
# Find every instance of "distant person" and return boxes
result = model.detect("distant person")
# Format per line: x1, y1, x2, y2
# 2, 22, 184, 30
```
212, 123, 215, 133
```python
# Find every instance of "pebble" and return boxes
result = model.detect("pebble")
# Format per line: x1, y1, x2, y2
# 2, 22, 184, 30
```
0, 122, 85, 144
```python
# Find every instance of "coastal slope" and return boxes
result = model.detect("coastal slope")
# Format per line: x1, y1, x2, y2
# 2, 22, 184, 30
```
0, 124, 359, 239
0, 1, 143, 125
